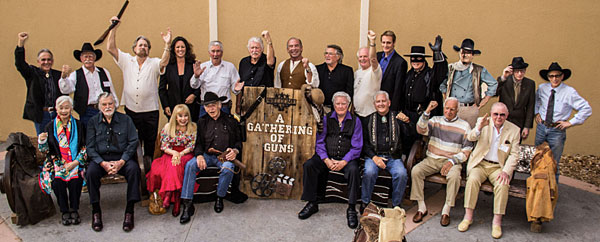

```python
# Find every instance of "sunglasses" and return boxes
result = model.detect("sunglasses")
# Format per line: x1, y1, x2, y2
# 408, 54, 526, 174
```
492, 113, 506, 117
547, 73, 563, 79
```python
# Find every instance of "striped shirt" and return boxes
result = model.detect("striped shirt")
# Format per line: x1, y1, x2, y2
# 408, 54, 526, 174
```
417, 114, 473, 164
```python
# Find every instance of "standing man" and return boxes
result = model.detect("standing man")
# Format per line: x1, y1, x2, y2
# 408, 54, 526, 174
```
496, 57, 536, 141
410, 98, 473, 226
535, 62, 592, 181
440, 38, 497, 128
86, 92, 140, 232
298, 91, 362, 229
179, 92, 243, 223
354, 30, 382, 130
458, 102, 520, 239
377, 30, 407, 111
190, 41, 243, 118
316, 44, 354, 111
275, 37, 319, 89
361, 91, 412, 211
14, 32, 62, 134
106, 16, 172, 159
237, 31, 276, 114
59, 43, 118, 128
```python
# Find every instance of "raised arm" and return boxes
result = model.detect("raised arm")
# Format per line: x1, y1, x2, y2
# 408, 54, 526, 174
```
106, 16, 120, 61
159, 28, 172, 73
367, 30, 378, 70
262, 30, 275, 67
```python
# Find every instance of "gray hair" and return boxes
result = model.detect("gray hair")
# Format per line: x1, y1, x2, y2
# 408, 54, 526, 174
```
208, 40, 223, 52
55, 95, 73, 107
37, 48, 54, 59
326, 44, 344, 64
332, 91, 351, 105
444, 97, 459, 107
247, 37, 264, 50
132, 35, 151, 50
356, 47, 368, 58
373, 91, 389, 102
491, 102, 509, 114
97, 92, 115, 104
287, 37, 303, 48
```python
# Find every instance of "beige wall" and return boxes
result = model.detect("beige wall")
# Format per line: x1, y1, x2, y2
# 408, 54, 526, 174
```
1, 0, 598, 155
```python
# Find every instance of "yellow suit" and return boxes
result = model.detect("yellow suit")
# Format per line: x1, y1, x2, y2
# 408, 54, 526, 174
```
464, 117, 520, 214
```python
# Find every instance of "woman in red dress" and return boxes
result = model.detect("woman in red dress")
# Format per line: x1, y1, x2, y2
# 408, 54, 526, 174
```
146, 104, 196, 216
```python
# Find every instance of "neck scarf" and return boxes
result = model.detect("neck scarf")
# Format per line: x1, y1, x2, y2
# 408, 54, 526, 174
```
53, 116, 79, 162
450, 61, 472, 72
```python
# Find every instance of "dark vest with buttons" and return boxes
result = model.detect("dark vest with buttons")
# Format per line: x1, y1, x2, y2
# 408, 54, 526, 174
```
325, 112, 356, 160
280, 59, 306, 89
74, 67, 111, 116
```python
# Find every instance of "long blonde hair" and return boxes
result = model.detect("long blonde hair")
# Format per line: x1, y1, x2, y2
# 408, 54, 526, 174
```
167, 104, 197, 137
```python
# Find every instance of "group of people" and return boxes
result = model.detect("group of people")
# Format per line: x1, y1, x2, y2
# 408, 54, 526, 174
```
15, 15, 592, 239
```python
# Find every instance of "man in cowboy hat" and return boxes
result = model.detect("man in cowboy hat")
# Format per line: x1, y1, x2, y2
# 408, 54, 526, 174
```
179, 92, 243, 223
59, 43, 118, 128
377, 30, 408, 112
401, 36, 449, 154
534, 62, 592, 181
440, 38, 497, 128
495, 57, 536, 141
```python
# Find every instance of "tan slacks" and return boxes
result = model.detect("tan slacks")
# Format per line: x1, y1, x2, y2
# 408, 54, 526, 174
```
464, 161, 510, 215
458, 105, 479, 128
410, 156, 462, 207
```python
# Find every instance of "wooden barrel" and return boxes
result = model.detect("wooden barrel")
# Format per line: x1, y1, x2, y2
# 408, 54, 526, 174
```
240, 87, 316, 199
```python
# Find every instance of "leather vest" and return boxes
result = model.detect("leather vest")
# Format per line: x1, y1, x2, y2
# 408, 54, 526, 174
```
446, 63, 483, 104
325, 112, 356, 160
74, 67, 111, 115
280, 59, 306, 89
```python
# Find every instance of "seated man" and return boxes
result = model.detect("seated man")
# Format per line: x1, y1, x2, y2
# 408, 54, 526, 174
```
86, 92, 140, 232
410, 98, 473, 226
179, 92, 242, 224
458, 102, 520, 239
298, 91, 362, 229
361, 91, 413, 211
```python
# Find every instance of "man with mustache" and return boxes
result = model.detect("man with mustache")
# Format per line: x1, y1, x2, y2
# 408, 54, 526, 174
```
275, 37, 319, 89
106, 16, 171, 159
316, 44, 354, 112
59, 43, 118, 128
14, 32, 62, 134
86, 92, 140, 232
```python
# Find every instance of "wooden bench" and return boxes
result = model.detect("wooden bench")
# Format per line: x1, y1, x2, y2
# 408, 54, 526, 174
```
405, 138, 533, 199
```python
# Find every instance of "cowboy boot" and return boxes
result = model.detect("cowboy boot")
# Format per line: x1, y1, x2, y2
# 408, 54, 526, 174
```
162, 191, 172, 208
172, 191, 181, 217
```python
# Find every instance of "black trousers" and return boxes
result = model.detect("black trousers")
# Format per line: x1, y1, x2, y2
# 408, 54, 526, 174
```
125, 107, 159, 157
51, 177, 83, 213
86, 159, 141, 205
301, 154, 360, 204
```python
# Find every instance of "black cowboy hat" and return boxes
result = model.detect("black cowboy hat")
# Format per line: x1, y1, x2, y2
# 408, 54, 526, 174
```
403, 46, 432, 57
539, 62, 571, 81
509, 57, 529, 69
453, 38, 481, 55
201, 92, 227, 105
73, 43, 102, 62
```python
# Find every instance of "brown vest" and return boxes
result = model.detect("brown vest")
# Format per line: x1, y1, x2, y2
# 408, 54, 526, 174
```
446, 63, 483, 105
280, 59, 306, 89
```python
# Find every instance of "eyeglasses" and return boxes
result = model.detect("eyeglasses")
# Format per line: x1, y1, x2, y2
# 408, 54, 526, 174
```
547, 73, 563, 79
492, 113, 506, 117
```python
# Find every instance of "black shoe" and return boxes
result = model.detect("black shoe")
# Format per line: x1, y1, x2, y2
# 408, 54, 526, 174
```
298, 202, 319, 220
359, 203, 367, 215
179, 200, 195, 224
123, 213, 134, 232
214, 197, 224, 213
70, 211, 81, 225
347, 207, 358, 229
91, 213, 103, 232
61, 212, 72, 226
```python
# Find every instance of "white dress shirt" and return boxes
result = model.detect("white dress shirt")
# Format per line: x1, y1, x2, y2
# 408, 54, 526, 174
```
58, 66, 119, 106
274, 59, 319, 88
114, 49, 163, 112
190, 60, 240, 102
353, 65, 382, 117
535, 82, 592, 125
483, 125, 503, 162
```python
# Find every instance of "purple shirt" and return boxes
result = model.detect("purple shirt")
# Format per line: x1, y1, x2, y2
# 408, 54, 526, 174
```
316, 111, 363, 162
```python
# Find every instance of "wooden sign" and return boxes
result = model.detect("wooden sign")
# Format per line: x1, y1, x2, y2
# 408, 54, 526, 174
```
240, 87, 316, 199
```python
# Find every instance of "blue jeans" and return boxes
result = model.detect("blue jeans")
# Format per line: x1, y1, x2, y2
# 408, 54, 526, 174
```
198, 105, 230, 119
34, 111, 55, 135
361, 156, 408, 207
79, 107, 99, 130
535, 123, 566, 182
181, 154, 235, 199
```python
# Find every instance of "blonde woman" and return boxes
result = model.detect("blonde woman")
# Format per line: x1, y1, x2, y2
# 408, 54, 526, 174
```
146, 104, 196, 216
